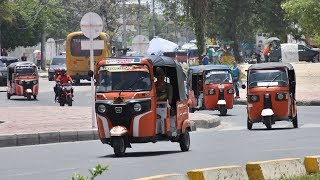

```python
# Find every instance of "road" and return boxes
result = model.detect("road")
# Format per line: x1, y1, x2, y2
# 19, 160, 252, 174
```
0, 105, 319, 180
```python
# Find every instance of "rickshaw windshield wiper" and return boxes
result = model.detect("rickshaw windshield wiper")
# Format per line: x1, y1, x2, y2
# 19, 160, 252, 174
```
266, 73, 281, 88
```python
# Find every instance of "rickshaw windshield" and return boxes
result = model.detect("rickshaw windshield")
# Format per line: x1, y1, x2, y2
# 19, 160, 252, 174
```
97, 65, 151, 92
248, 69, 288, 88
15, 66, 37, 76
204, 70, 232, 84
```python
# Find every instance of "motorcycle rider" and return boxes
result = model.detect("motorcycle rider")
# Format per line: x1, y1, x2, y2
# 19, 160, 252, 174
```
54, 69, 73, 101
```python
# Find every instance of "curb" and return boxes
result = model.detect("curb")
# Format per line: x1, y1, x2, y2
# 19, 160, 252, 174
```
0, 130, 99, 148
189, 114, 220, 129
133, 174, 188, 180
234, 99, 320, 106
187, 166, 248, 180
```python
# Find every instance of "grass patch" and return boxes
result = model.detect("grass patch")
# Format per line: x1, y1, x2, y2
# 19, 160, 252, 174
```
281, 173, 320, 180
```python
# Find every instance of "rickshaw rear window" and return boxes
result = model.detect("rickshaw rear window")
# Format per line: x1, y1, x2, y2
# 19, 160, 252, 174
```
248, 69, 288, 87
70, 35, 102, 56
204, 70, 232, 84
97, 65, 151, 92
51, 58, 66, 65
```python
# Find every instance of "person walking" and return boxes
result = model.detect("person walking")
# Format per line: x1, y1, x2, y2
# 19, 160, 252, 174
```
36, 52, 41, 69
263, 44, 272, 62
231, 60, 240, 99
201, 53, 209, 65
21, 53, 27, 61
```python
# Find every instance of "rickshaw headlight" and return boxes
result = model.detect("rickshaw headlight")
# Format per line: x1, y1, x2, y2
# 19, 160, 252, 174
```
227, 89, 234, 94
249, 95, 259, 102
97, 104, 106, 113
208, 89, 215, 95
33, 80, 38, 84
133, 103, 142, 112
276, 93, 286, 101
18, 80, 23, 85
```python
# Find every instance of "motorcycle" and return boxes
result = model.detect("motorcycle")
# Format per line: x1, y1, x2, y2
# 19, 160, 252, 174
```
57, 82, 73, 106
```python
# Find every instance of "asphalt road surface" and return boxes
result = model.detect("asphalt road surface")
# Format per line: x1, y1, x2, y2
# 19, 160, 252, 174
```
0, 105, 319, 180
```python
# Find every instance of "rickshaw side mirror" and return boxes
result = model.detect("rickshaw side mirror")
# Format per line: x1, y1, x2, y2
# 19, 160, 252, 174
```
88, 70, 94, 78
241, 84, 246, 89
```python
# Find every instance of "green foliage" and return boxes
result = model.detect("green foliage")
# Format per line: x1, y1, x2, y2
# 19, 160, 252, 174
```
71, 164, 108, 180
281, 173, 320, 180
282, 0, 320, 45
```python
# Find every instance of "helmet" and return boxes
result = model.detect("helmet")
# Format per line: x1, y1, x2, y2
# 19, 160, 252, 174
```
61, 69, 66, 75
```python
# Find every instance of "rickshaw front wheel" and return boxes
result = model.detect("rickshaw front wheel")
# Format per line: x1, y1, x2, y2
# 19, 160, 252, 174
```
27, 94, 31, 101
113, 137, 126, 157
179, 130, 190, 152
247, 118, 253, 130
219, 106, 227, 116
292, 115, 298, 128
33, 95, 37, 100
264, 116, 272, 130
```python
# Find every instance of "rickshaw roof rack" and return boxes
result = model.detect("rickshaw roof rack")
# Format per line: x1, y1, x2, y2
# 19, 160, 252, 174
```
8, 62, 36, 68
188, 64, 230, 74
248, 62, 294, 70
146, 55, 178, 67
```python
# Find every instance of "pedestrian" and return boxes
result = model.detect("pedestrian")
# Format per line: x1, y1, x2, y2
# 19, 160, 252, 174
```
208, 46, 214, 64
1, 48, 8, 56
36, 51, 41, 69
263, 44, 272, 62
231, 60, 240, 99
21, 53, 27, 61
201, 53, 209, 65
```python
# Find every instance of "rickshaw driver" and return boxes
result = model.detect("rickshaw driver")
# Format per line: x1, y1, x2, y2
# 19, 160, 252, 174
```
54, 69, 73, 101
155, 67, 177, 135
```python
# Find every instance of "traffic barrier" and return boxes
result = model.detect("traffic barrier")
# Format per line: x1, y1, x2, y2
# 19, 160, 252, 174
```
187, 166, 248, 180
246, 158, 306, 180
304, 155, 320, 174
133, 174, 188, 180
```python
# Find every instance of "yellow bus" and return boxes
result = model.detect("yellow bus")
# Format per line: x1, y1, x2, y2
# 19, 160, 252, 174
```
66, 31, 111, 84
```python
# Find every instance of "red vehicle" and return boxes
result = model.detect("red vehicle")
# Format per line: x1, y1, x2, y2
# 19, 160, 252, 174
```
92, 55, 193, 157
57, 82, 73, 106
7, 62, 39, 100
187, 65, 234, 115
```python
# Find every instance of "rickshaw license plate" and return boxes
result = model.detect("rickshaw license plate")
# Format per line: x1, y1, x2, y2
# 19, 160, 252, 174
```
115, 107, 122, 113
218, 84, 224, 89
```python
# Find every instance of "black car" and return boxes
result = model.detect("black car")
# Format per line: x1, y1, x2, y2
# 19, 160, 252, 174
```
48, 55, 66, 81
0, 61, 7, 86
270, 44, 319, 62
0, 56, 19, 66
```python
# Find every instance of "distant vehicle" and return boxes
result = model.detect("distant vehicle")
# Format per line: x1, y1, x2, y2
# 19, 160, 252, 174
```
0, 56, 19, 66
66, 31, 111, 85
0, 61, 7, 86
48, 55, 66, 81
270, 44, 319, 62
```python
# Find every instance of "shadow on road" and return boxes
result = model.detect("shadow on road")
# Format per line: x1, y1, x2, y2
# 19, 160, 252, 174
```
101, 150, 182, 158
250, 127, 295, 131
7, 98, 39, 101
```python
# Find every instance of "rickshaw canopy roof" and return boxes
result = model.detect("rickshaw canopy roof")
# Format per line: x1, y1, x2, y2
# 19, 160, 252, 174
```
188, 65, 230, 74
248, 62, 294, 70
8, 62, 37, 69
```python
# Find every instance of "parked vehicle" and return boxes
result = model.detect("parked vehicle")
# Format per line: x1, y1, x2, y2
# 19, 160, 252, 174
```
186, 65, 234, 115
0, 61, 7, 86
242, 62, 297, 130
7, 62, 39, 100
57, 82, 73, 106
0, 56, 19, 66
92, 55, 193, 157
48, 55, 66, 81
269, 44, 319, 62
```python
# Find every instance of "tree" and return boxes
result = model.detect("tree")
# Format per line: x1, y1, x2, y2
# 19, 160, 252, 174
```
282, 0, 320, 45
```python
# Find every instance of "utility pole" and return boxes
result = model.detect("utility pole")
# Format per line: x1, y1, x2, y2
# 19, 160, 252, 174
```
122, 0, 127, 49
0, 23, 2, 51
40, 0, 46, 70
138, 0, 141, 35
152, 0, 156, 37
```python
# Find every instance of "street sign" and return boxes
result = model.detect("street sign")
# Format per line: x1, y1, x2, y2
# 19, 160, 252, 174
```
81, 40, 104, 50
80, 12, 103, 39
80, 12, 103, 128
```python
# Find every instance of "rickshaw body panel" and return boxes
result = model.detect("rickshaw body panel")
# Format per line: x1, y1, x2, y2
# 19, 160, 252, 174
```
203, 83, 234, 110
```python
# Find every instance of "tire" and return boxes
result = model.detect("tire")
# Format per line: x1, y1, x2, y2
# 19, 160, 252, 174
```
33, 95, 37, 100
59, 100, 65, 106
219, 106, 227, 116
27, 94, 31, 101
113, 137, 126, 157
75, 77, 80, 85
189, 107, 195, 113
67, 97, 72, 106
247, 119, 253, 130
179, 130, 190, 152
7, 93, 11, 100
292, 115, 298, 128
264, 116, 272, 130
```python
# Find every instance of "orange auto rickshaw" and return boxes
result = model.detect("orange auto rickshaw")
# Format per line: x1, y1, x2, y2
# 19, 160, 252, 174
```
242, 62, 297, 130
187, 65, 234, 115
92, 55, 193, 157
7, 62, 39, 100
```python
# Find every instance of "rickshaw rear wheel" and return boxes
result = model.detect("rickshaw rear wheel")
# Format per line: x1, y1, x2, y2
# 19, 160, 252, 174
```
219, 106, 227, 116
292, 115, 298, 128
179, 130, 190, 152
113, 137, 126, 157
264, 116, 272, 130
247, 119, 253, 130
7, 93, 10, 99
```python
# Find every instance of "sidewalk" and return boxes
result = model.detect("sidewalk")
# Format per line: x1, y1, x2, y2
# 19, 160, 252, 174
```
0, 106, 219, 147
234, 62, 320, 106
